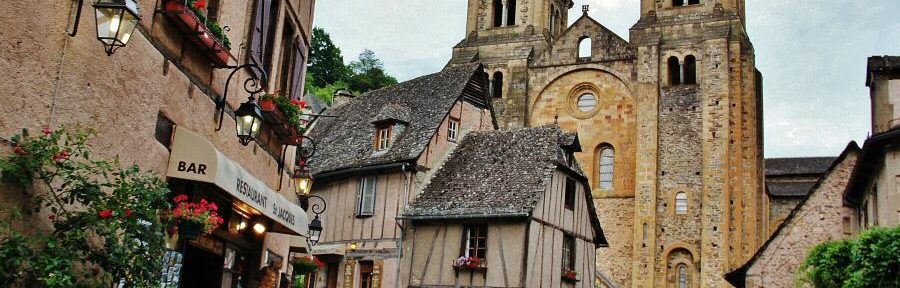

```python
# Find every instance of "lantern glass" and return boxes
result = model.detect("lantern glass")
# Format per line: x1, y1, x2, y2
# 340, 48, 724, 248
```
94, 0, 140, 55
293, 168, 314, 196
308, 217, 323, 246
234, 100, 263, 146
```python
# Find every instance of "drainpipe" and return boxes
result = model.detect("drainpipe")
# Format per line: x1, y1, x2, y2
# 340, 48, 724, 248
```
396, 163, 411, 287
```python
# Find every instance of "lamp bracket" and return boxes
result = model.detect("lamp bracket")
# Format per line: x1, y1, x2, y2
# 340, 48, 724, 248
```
215, 63, 268, 131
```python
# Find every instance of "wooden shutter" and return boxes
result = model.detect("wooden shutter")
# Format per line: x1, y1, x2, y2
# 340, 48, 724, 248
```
289, 39, 307, 100
248, 0, 269, 69
362, 177, 376, 215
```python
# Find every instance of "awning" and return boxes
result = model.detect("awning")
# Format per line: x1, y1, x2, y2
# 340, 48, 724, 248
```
166, 127, 308, 236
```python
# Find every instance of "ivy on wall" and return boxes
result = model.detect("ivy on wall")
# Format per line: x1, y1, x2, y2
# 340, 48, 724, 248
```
0, 126, 170, 288
799, 226, 900, 288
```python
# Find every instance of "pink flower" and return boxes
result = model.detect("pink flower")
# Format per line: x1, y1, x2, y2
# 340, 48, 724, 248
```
12, 146, 26, 155
99, 210, 113, 218
173, 194, 188, 203
52, 151, 70, 163
42, 127, 52, 136
208, 202, 218, 211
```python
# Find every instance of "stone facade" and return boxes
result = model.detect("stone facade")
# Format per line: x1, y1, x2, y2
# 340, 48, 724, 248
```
727, 144, 860, 287
448, 0, 765, 286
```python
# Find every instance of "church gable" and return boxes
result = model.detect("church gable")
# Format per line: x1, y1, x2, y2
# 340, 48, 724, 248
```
531, 14, 635, 67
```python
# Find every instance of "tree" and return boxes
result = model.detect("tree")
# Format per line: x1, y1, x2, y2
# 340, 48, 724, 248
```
308, 27, 349, 88
799, 226, 900, 288
347, 49, 398, 93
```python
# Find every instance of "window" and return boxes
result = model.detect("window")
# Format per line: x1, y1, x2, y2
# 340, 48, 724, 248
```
564, 177, 576, 210
668, 56, 681, 85
598, 147, 614, 190
356, 176, 377, 216
673, 0, 684, 6
248, 0, 280, 75
677, 264, 688, 288
578, 37, 592, 58
683, 55, 697, 85
448, 118, 460, 142
492, 0, 503, 27
675, 192, 688, 214
562, 235, 576, 271
278, 20, 296, 94
576, 93, 597, 111
155, 113, 174, 149
359, 261, 374, 288
688, 0, 700, 4
375, 125, 392, 151
549, 5, 556, 37
506, 0, 516, 26
492, 72, 504, 98
463, 225, 488, 260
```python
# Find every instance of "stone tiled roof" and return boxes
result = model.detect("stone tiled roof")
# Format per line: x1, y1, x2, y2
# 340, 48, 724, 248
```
765, 157, 837, 176
307, 64, 484, 175
405, 126, 577, 218
766, 181, 816, 197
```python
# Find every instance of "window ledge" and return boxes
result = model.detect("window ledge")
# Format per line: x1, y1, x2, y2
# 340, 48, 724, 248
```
355, 214, 374, 219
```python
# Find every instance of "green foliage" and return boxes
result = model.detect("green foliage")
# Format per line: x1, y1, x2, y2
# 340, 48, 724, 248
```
0, 126, 170, 288
273, 95, 309, 135
186, 0, 231, 49
305, 28, 398, 103
799, 226, 900, 288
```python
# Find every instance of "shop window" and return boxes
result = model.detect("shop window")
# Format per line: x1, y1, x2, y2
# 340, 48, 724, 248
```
493, 0, 503, 27
375, 125, 392, 151
155, 113, 174, 149
448, 118, 460, 142
564, 177, 576, 210
578, 37, 592, 58
598, 146, 614, 190
506, 0, 516, 26
492, 72, 503, 98
675, 192, 688, 214
684, 55, 697, 85
359, 261, 374, 288
562, 234, 575, 271
668, 56, 681, 85
463, 225, 488, 259
356, 176, 377, 216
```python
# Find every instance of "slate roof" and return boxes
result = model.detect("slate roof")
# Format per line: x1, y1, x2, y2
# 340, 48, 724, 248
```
306, 64, 486, 176
403, 125, 606, 245
765, 181, 816, 197
765, 157, 836, 176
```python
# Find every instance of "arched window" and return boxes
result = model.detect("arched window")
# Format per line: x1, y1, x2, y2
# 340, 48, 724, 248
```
549, 6, 556, 37
673, 0, 684, 6
492, 72, 503, 98
598, 146, 614, 190
493, 0, 503, 27
677, 264, 688, 288
578, 37, 592, 58
506, 0, 516, 26
675, 192, 688, 214
668, 56, 681, 85
684, 55, 697, 85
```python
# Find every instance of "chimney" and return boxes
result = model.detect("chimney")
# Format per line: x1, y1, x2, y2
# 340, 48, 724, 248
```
332, 89, 355, 108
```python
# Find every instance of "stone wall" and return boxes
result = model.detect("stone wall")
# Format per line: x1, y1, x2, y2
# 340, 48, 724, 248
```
595, 197, 634, 287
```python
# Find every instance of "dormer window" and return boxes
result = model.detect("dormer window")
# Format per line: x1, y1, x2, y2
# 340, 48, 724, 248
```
448, 118, 460, 142
375, 125, 392, 151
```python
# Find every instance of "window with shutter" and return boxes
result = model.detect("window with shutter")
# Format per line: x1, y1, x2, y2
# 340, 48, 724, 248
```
289, 39, 307, 100
248, 0, 279, 75
356, 176, 376, 216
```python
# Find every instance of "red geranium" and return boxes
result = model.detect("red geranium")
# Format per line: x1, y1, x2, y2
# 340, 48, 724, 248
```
42, 127, 52, 136
12, 146, 26, 155
167, 195, 223, 234
125, 208, 132, 217
99, 210, 113, 218
193, 0, 207, 9
52, 151, 70, 163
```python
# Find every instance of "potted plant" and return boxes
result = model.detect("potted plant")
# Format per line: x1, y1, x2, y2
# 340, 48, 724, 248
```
561, 270, 579, 282
452, 256, 483, 270
291, 256, 323, 288
168, 194, 224, 240
259, 94, 277, 111
162, 0, 233, 66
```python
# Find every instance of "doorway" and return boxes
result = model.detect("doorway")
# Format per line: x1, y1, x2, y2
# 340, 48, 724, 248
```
180, 244, 224, 287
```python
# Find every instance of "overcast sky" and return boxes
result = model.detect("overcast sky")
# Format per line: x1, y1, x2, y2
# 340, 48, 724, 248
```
313, 0, 900, 158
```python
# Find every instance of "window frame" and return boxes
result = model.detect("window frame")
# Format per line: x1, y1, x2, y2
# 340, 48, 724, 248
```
462, 224, 488, 260
374, 125, 393, 151
359, 261, 374, 288
598, 147, 615, 190
677, 264, 688, 288
564, 177, 576, 210
448, 118, 460, 142
356, 176, 377, 217
562, 234, 576, 272
675, 192, 688, 215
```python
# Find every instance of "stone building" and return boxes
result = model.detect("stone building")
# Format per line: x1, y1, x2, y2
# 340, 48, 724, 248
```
725, 144, 860, 288
447, 0, 765, 286
763, 157, 836, 235
400, 126, 608, 288
304, 64, 496, 288
0, 0, 317, 286
843, 56, 900, 233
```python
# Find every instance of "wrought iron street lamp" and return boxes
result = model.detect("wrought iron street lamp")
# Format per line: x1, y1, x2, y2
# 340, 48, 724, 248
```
307, 214, 323, 246
216, 64, 268, 145
292, 166, 314, 196
93, 0, 141, 55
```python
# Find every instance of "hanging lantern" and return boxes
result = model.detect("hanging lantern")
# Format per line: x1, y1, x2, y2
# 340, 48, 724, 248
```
93, 0, 141, 55
292, 166, 314, 196
234, 99, 264, 146
308, 215, 323, 246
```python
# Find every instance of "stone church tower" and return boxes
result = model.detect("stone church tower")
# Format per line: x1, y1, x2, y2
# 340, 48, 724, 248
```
449, 0, 765, 287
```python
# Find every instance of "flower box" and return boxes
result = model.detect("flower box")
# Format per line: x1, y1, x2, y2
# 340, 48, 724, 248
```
261, 105, 304, 145
561, 270, 579, 283
452, 257, 487, 272
162, 0, 233, 67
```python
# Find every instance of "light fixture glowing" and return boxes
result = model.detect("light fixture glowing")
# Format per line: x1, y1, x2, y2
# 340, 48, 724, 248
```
93, 0, 140, 55
236, 221, 247, 231
348, 242, 358, 251
253, 222, 266, 234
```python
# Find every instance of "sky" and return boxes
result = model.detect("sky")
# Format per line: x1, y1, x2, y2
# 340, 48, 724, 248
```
313, 0, 900, 158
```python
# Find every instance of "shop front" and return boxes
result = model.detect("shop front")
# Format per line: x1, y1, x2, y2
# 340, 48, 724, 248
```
164, 127, 310, 288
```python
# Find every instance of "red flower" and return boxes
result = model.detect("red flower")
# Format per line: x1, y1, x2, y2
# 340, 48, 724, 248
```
193, 0, 207, 9
299, 100, 307, 108
291, 99, 301, 106
208, 202, 218, 211
52, 151, 70, 163
174, 194, 188, 203
48, 214, 56, 221
99, 210, 113, 218
42, 127, 52, 136
12, 146, 26, 155
125, 208, 132, 217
